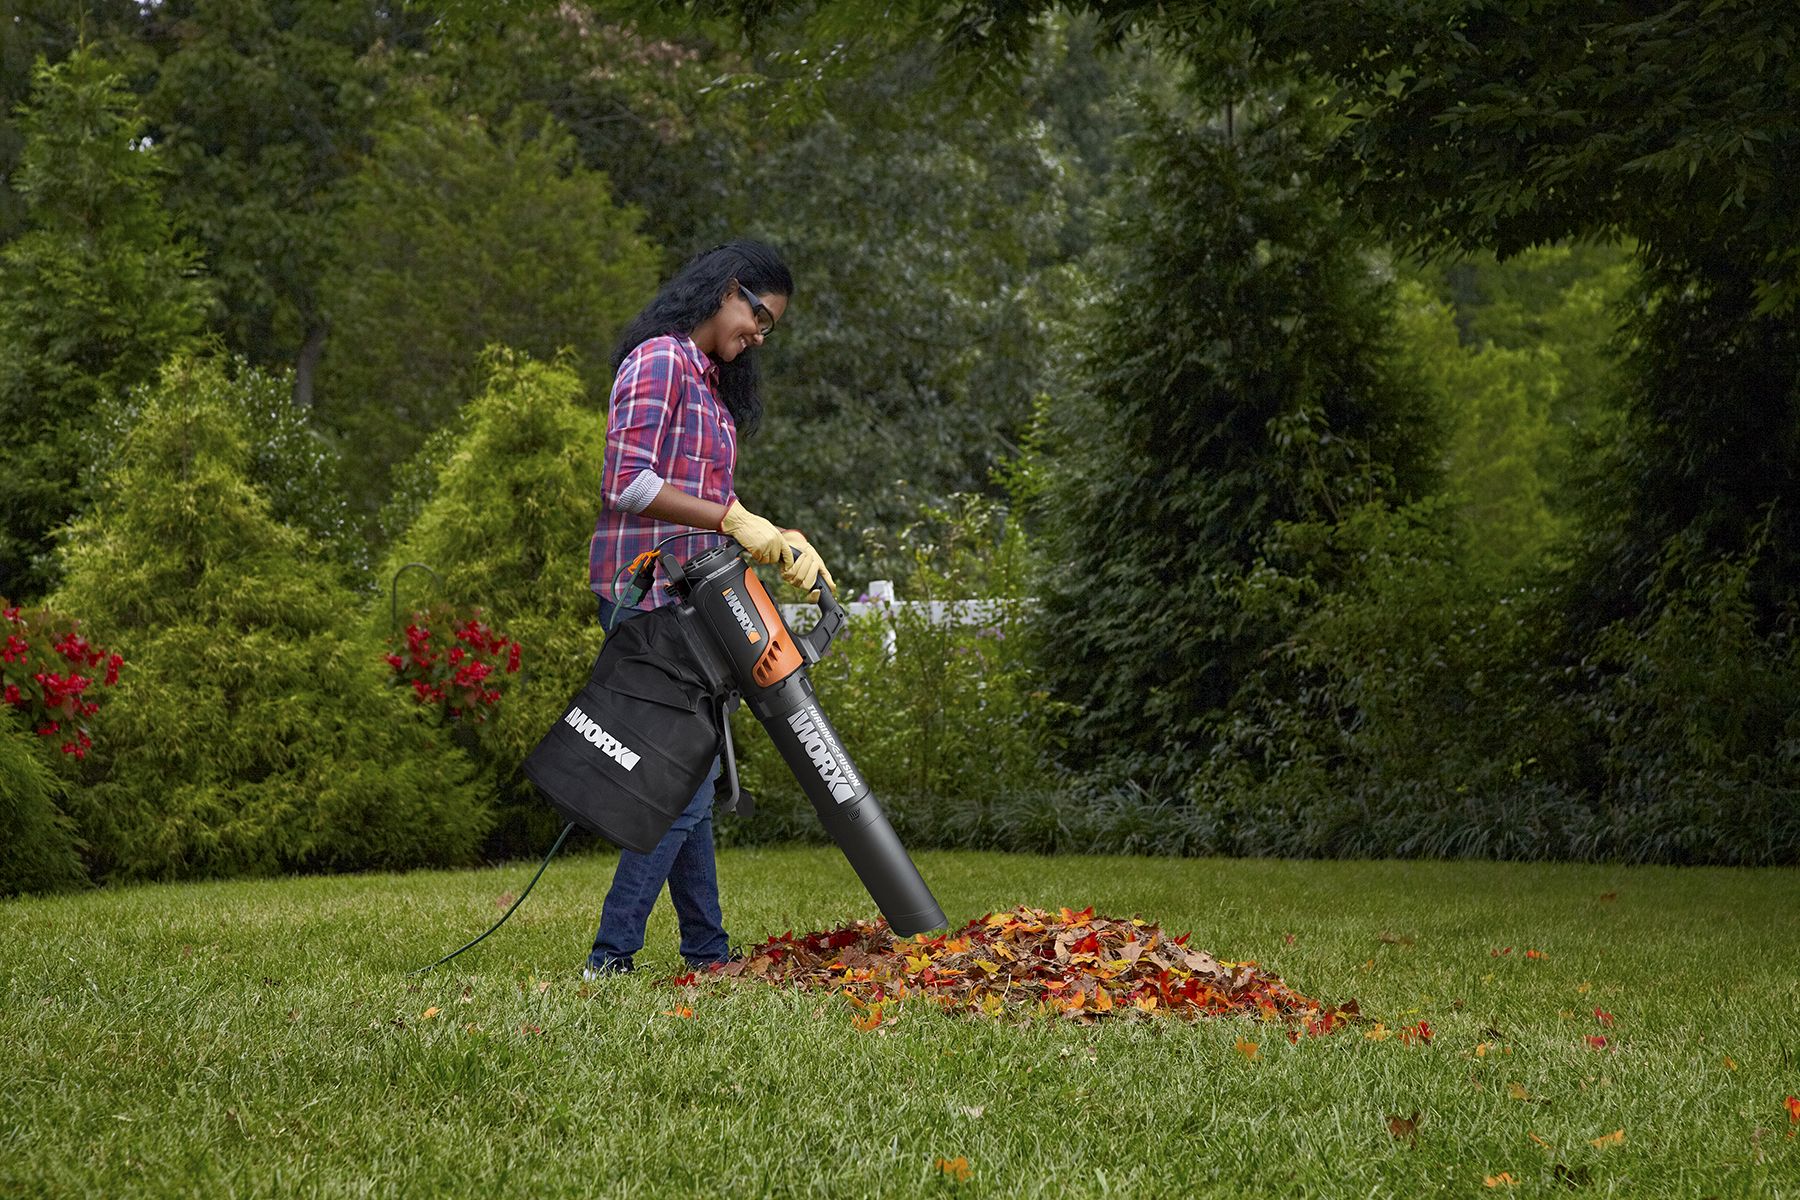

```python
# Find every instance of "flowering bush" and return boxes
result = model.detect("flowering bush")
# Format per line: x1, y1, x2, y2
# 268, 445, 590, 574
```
1, 601, 124, 759
385, 603, 521, 723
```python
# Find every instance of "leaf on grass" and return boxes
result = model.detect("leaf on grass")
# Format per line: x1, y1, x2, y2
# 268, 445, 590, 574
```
1589, 1129, 1624, 1149
1585, 1035, 1609, 1050
660, 1006, 694, 1019
1483, 1172, 1515, 1187
1722, 1056, 1737, 1071
1594, 1008, 1615, 1027
1235, 1038, 1259, 1061
1507, 1083, 1532, 1102
1386, 1110, 1420, 1147
519, 1023, 543, 1036
421, 1006, 441, 1020
1785, 1095, 1800, 1126
1527, 1131, 1552, 1149
934, 1155, 971, 1182
1598, 891, 1617, 903
1525, 950, 1545, 960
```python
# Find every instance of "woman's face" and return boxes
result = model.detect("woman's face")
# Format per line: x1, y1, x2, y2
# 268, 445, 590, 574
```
705, 283, 788, 363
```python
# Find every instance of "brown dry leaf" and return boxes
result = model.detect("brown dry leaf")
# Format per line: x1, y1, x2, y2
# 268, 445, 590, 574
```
1386, 1110, 1420, 1148
687, 906, 1356, 1034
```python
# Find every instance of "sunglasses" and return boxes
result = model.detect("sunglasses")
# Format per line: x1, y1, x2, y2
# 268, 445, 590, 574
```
737, 284, 776, 339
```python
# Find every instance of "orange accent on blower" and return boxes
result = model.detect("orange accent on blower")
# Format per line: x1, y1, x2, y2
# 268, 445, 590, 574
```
741, 569, 803, 688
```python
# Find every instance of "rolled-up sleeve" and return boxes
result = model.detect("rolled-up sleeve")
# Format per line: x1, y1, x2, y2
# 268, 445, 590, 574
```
603, 343, 678, 511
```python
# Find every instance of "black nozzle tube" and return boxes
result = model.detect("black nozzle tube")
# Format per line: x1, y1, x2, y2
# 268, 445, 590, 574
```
760, 680, 946, 936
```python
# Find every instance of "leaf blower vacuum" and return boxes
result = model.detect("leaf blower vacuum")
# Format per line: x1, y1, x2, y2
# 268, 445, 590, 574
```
414, 541, 946, 974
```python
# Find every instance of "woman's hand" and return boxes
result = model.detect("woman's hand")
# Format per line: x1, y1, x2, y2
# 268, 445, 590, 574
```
719, 500, 794, 568
783, 533, 836, 601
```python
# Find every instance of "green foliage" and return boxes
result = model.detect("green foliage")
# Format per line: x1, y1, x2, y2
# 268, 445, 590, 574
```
0, 725, 85, 896
1577, 527, 1800, 865
317, 101, 659, 505
120, 0, 433, 373
1390, 282, 1562, 579
48, 356, 489, 882
724, 496, 1071, 848
89, 356, 363, 576
0, 48, 211, 599
738, 35, 1091, 584
1026, 85, 1438, 776
379, 349, 610, 854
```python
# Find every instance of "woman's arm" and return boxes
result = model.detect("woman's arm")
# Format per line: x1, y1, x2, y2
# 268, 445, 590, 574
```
639, 484, 727, 532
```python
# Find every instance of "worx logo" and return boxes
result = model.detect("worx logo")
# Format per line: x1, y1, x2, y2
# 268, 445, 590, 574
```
722, 587, 761, 644
787, 702, 859, 803
564, 706, 641, 771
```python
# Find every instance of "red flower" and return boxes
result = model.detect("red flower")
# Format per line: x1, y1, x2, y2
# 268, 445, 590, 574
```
506, 642, 521, 674
3, 684, 21, 707
104, 653, 123, 686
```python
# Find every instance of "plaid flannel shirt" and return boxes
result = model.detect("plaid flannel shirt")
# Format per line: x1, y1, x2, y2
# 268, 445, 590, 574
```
589, 335, 738, 608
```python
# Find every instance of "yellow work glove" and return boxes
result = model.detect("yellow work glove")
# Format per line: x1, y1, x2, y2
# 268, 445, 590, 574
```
783, 534, 837, 602
719, 500, 794, 569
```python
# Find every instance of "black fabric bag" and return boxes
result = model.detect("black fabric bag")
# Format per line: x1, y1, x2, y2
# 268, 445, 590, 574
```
522, 604, 726, 854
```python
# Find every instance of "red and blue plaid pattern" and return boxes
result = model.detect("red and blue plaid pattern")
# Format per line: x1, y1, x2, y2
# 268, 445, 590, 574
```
589, 335, 738, 608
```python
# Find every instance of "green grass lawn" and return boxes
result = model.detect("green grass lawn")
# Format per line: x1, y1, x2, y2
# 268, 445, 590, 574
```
3, 846, 1797, 1197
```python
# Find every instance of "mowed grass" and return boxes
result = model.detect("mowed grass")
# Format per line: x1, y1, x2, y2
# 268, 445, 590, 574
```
2, 846, 1798, 1198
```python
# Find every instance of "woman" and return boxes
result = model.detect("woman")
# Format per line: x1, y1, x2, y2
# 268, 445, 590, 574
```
584, 239, 832, 978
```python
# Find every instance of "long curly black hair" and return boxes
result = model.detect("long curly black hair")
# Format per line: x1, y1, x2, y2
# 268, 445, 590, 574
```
611, 239, 794, 441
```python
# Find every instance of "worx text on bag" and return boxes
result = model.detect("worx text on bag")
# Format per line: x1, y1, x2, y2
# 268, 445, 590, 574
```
523, 544, 947, 937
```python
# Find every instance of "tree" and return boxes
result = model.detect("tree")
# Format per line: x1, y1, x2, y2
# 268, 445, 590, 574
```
738, 39, 1079, 584
1027, 78, 1438, 775
111, 0, 435, 393
49, 357, 490, 882
0, 49, 211, 600
314, 100, 660, 510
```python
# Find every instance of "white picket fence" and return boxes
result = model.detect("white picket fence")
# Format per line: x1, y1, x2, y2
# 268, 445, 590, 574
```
778, 579, 1022, 656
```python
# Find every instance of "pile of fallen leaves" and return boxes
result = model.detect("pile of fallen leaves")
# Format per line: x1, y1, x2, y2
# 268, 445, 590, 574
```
676, 905, 1358, 1033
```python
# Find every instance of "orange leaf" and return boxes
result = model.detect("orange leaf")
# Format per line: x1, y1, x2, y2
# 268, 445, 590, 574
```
660, 1006, 695, 1019
1785, 1095, 1800, 1124
1235, 1038, 1259, 1061
934, 1156, 971, 1182
421, 1006, 441, 1020
852, 1010, 882, 1032
1594, 1008, 1614, 1027
1483, 1172, 1515, 1187
1590, 1129, 1624, 1149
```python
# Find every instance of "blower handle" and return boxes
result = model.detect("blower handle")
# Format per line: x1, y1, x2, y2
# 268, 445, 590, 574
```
795, 563, 846, 666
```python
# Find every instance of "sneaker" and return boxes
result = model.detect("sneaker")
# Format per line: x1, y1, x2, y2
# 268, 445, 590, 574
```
581, 958, 634, 982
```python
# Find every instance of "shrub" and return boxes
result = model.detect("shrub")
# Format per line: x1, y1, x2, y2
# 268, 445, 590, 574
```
0, 725, 85, 895
378, 349, 609, 854
723, 496, 1073, 849
49, 356, 490, 882
2, 601, 125, 761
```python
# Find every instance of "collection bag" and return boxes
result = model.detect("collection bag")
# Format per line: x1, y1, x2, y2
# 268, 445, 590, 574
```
521, 604, 726, 854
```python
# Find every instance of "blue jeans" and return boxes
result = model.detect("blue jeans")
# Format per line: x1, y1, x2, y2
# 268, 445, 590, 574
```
587, 594, 731, 971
